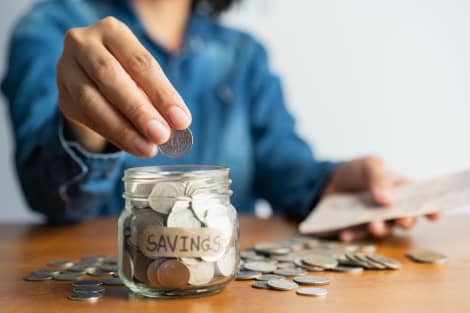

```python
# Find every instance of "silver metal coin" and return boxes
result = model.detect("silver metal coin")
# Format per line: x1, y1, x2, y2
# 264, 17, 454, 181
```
48, 260, 75, 268
243, 261, 277, 274
72, 280, 103, 287
236, 271, 261, 280
303, 254, 338, 269
23, 274, 53, 281
73, 286, 105, 294
293, 276, 330, 286
367, 254, 401, 270
68, 292, 103, 302
267, 279, 298, 291
31, 268, 61, 276
251, 281, 271, 289
330, 266, 364, 273
159, 128, 193, 158
406, 250, 448, 264
54, 273, 84, 281
87, 269, 114, 277
296, 287, 328, 297
103, 277, 124, 286
273, 268, 306, 277
256, 274, 284, 281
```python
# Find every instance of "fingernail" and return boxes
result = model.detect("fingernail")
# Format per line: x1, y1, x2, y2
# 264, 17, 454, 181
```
133, 137, 157, 157
376, 188, 394, 205
167, 106, 190, 129
371, 220, 385, 234
340, 231, 353, 243
146, 119, 170, 144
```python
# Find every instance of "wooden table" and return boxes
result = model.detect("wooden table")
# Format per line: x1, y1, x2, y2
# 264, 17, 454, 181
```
1, 214, 469, 313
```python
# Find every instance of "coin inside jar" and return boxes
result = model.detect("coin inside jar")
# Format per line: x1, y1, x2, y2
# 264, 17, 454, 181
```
146, 259, 169, 287
156, 259, 190, 288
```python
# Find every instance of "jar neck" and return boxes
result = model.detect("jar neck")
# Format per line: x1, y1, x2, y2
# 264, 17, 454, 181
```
123, 165, 232, 200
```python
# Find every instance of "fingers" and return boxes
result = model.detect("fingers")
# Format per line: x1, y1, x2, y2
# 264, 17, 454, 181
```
68, 32, 171, 145
58, 57, 157, 157
394, 217, 417, 229
363, 157, 395, 206
98, 17, 191, 130
426, 212, 442, 221
367, 220, 391, 238
339, 227, 369, 242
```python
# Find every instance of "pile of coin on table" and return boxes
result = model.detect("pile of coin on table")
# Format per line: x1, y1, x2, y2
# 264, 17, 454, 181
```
23, 256, 123, 302
236, 236, 448, 297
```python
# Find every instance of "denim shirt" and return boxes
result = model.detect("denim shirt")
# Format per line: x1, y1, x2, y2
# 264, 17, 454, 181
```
1, 0, 336, 224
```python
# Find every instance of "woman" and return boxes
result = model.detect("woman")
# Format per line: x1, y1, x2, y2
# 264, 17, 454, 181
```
1, 0, 439, 241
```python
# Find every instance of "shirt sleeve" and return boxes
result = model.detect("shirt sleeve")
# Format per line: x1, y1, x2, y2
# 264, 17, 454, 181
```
1, 5, 125, 224
248, 40, 338, 221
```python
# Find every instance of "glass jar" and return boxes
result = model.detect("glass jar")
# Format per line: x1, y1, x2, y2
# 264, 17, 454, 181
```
118, 165, 239, 298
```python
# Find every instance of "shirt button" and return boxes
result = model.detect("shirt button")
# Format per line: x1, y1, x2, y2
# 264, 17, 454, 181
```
218, 85, 233, 104
189, 36, 203, 51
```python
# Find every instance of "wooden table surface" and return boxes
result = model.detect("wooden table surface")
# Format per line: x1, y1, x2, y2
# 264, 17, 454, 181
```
1, 214, 469, 313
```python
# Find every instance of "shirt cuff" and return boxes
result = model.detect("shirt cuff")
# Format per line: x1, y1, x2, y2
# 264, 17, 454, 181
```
293, 160, 339, 221
57, 118, 126, 200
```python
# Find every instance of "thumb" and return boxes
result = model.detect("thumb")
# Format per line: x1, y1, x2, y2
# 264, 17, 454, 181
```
364, 158, 395, 206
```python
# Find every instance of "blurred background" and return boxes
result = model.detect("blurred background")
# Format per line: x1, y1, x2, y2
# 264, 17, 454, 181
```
0, 0, 469, 221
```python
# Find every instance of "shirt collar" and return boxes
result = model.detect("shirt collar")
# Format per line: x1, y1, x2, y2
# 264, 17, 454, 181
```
114, 0, 213, 56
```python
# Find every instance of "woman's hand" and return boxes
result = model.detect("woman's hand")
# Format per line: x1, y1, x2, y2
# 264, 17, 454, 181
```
323, 156, 441, 242
57, 17, 191, 157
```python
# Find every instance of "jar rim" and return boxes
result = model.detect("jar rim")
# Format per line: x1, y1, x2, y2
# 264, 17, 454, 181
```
124, 165, 229, 178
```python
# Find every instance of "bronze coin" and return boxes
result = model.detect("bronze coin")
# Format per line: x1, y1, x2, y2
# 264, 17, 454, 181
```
156, 259, 190, 288
145, 258, 168, 287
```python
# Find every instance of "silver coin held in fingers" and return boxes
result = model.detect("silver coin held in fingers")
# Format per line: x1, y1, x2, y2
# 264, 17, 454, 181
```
159, 128, 193, 158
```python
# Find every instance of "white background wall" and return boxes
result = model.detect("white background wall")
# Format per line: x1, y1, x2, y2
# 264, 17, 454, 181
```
0, 0, 469, 221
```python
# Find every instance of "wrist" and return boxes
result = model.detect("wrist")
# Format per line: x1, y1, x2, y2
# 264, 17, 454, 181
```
62, 117, 107, 154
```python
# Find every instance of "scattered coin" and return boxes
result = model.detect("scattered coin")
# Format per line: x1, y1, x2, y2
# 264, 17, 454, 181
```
23, 274, 53, 281
243, 262, 277, 273
103, 277, 124, 286
54, 273, 84, 281
32, 269, 61, 276
251, 280, 270, 289
407, 250, 448, 264
159, 128, 193, 158
296, 287, 328, 297
72, 280, 103, 287
293, 276, 330, 286
267, 279, 298, 291
254, 242, 290, 256
303, 254, 338, 269
359, 243, 377, 253
330, 266, 364, 273
73, 285, 105, 294
68, 292, 103, 302
294, 258, 324, 272
256, 274, 284, 281
48, 260, 74, 268
367, 254, 401, 270
274, 268, 306, 277
236, 271, 261, 280
87, 269, 113, 277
